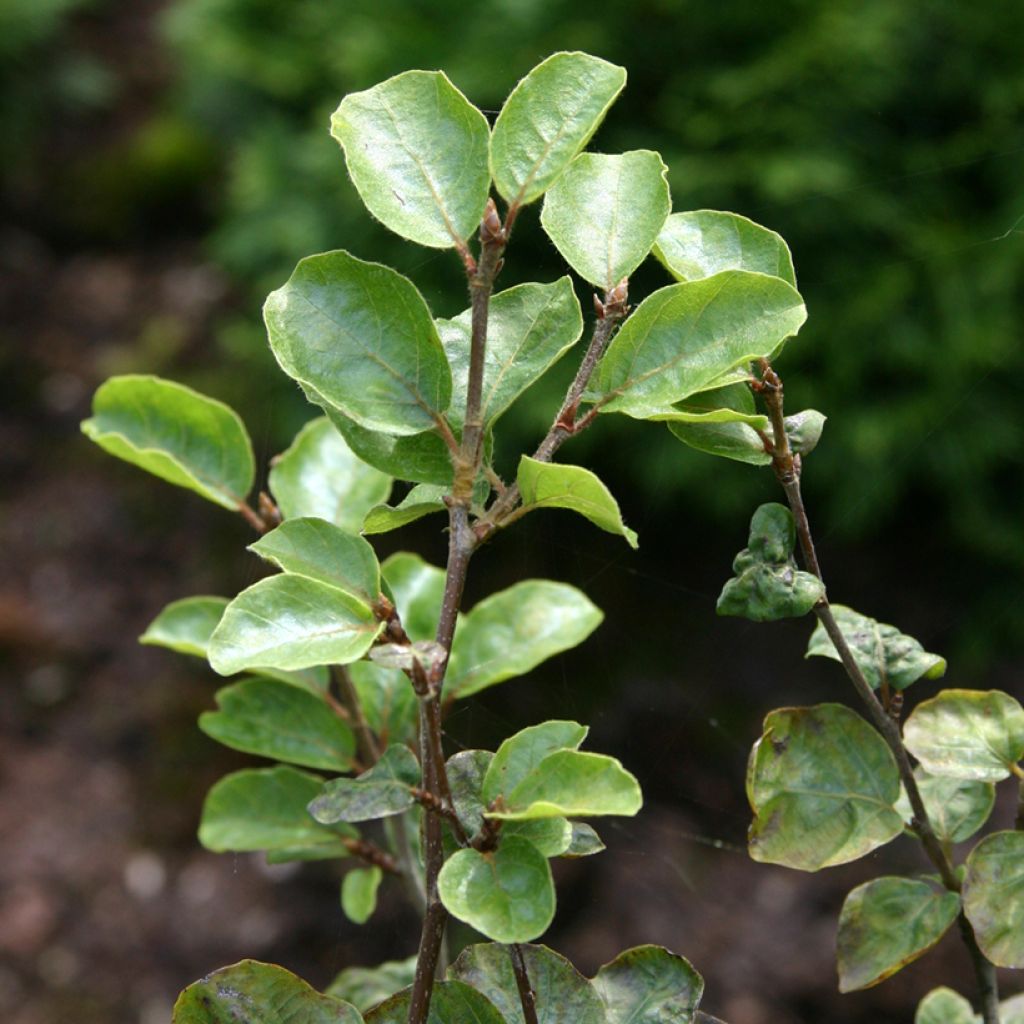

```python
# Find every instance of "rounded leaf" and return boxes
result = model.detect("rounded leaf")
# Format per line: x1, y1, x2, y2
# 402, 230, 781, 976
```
490, 52, 626, 206
903, 689, 1024, 782
327, 958, 417, 1013
365, 980, 504, 1024
140, 595, 228, 658
836, 877, 959, 992
82, 375, 254, 509
592, 944, 704, 1024
915, 987, 975, 1024
173, 960, 362, 1024
331, 70, 490, 248
894, 768, 995, 844
309, 745, 421, 825
963, 830, 1024, 967
438, 836, 555, 943
268, 417, 391, 531
747, 704, 903, 871
653, 210, 796, 286
483, 720, 589, 805
541, 150, 671, 289
341, 866, 383, 925
264, 251, 451, 436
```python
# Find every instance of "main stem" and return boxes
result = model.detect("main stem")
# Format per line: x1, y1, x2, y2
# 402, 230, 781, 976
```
406, 208, 505, 1024
759, 364, 1001, 1024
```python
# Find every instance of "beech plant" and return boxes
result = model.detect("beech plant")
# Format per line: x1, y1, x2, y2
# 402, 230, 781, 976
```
82, 52, 1024, 1024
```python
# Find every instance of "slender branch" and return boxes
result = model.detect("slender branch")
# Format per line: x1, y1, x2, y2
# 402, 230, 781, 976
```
341, 836, 402, 876
237, 499, 270, 534
510, 944, 540, 1024
1016, 772, 1024, 831
758, 361, 1001, 1023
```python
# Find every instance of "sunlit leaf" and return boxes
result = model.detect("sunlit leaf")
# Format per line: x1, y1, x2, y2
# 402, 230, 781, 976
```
592, 944, 705, 1024
268, 417, 391, 532
362, 485, 446, 534
490, 52, 626, 206
666, 383, 771, 466
836, 877, 959, 991
502, 817, 574, 857
82, 375, 254, 509
265, 250, 451, 436
963, 830, 1024, 967
309, 745, 421, 824
483, 721, 589, 805
747, 704, 903, 871
140, 595, 228, 658
806, 605, 946, 693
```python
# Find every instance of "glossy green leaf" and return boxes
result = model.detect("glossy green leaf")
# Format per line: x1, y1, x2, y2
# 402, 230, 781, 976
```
249, 518, 381, 605
362, 485, 446, 534
259, 665, 331, 697
326, 957, 417, 1013
199, 677, 356, 772
483, 721, 589, 805
963, 830, 1024, 967
268, 417, 391, 532
836, 877, 960, 992
382, 552, 447, 641
785, 409, 826, 455
593, 273, 806, 418
208, 575, 381, 676
341, 866, 383, 925
503, 817, 574, 857
449, 943, 606, 1024
438, 278, 584, 430
198, 766, 354, 855
903, 689, 1024, 782
140, 596, 228, 658
309, 745, 421, 824
365, 980, 504, 1024
564, 822, 605, 858
331, 70, 490, 249
747, 703, 903, 871
894, 767, 995, 844
717, 503, 824, 621
491, 750, 642, 821
592, 944, 704, 1024
265, 250, 452, 436
447, 749, 494, 836
490, 52, 626, 206
541, 151, 671, 290
915, 988, 975, 1024
653, 211, 796, 287
806, 605, 946, 693
445, 581, 603, 700
518, 457, 638, 548
438, 836, 556, 942
82, 375, 254, 510
173, 960, 362, 1024
666, 383, 771, 466
349, 662, 417, 748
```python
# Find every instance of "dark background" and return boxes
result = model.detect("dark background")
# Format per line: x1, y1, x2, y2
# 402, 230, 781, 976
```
2, 1, 1023, 1021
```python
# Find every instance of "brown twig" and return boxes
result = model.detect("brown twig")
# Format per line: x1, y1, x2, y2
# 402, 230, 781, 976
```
510, 944, 540, 1024
341, 837, 402, 876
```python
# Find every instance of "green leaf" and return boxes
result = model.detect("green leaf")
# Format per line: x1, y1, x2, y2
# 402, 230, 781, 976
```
140, 596, 228, 658
449, 943, 606, 1024
382, 552, 447, 641
716, 503, 824, 621
259, 665, 331, 697
349, 662, 417, 748
1001, 994, 1024, 1024
517, 456, 638, 548
438, 836, 556, 942
173, 960, 362, 1024
592, 944, 705, 1024
198, 766, 354, 856
362, 485, 446, 534
309, 745, 421, 824
483, 721, 589, 805
445, 581, 603, 700
785, 409, 826, 455
541, 151, 671, 290
746, 703, 904, 871
490, 52, 626, 206
268, 417, 391, 532
836, 877, 960, 992
503, 817, 574, 857
199, 677, 357, 772
491, 750, 642, 821
249, 518, 381, 605
963, 830, 1024, 967
915, 988, 975, 1024
666, 383, 771, 466
894, 768, 995, 844
365, 980, 504, 1024
903, 689, 1024, 782
326, 958, 417, 1013
208, 575, 382, 676
82, 375, 254, 510
593, 273, 806, 418
438, 278, 584, 430
806, 605, 947, 693
447, 749, 494, 835
331, 70, 490, 249
653, 211, 796, 287
564, 822, 605, 858
265, 250, 452, 436
341, 866, 383, 925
